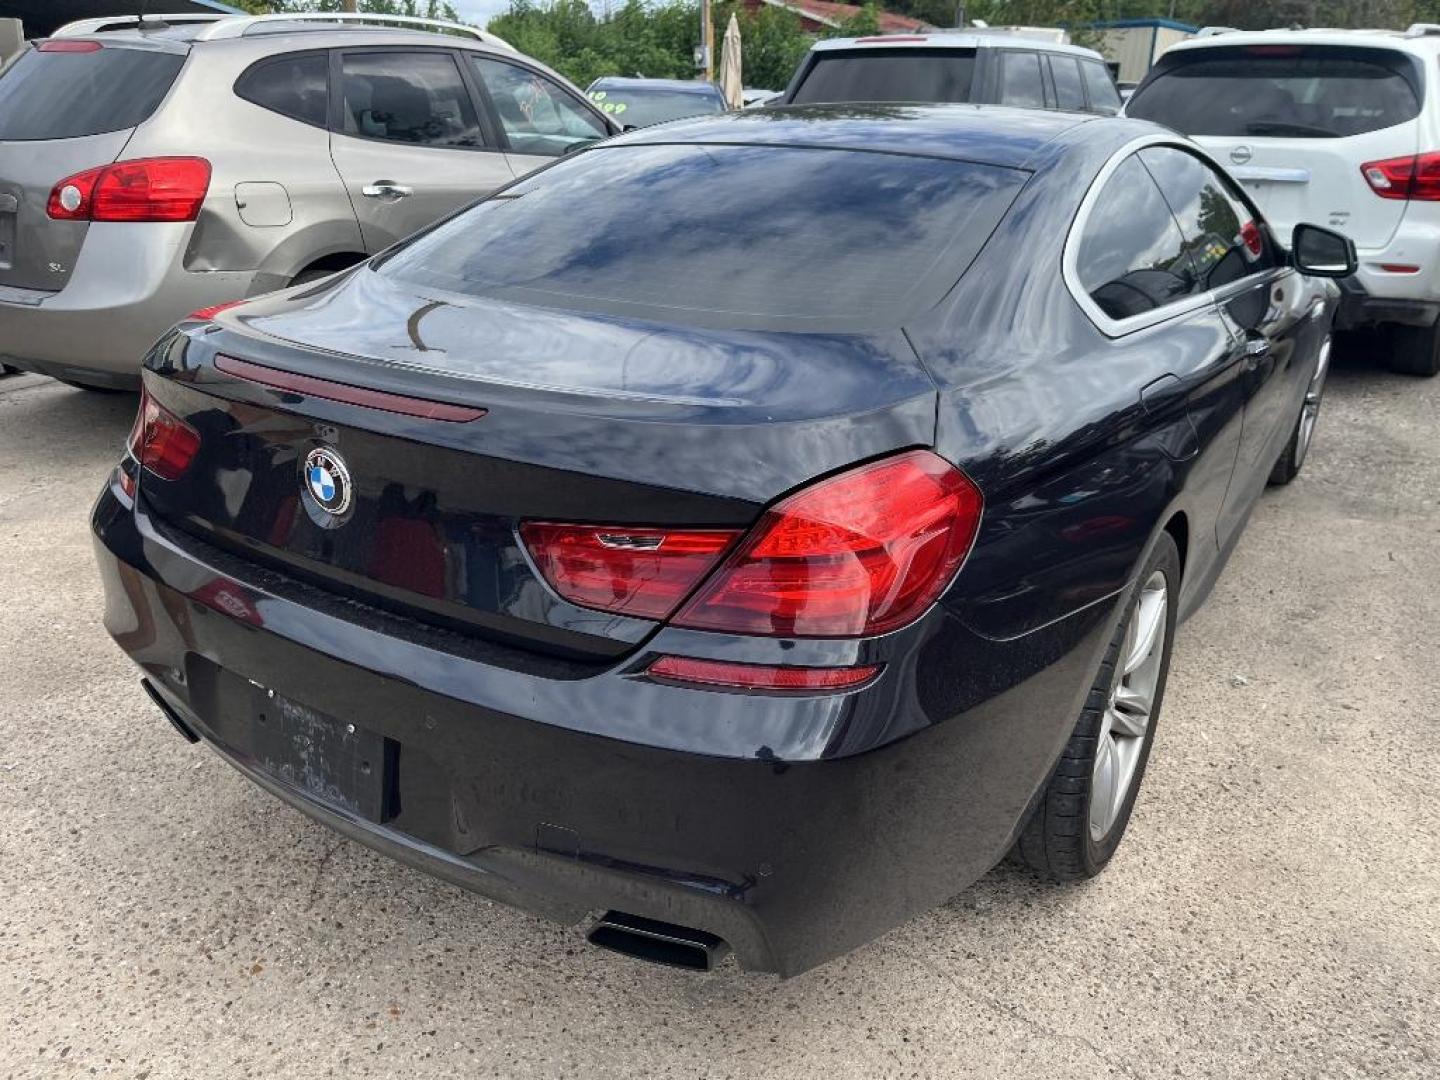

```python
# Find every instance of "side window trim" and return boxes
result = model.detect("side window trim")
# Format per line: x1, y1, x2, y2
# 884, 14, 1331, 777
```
453, 47, 506, 152
1063, 136, 1291, 339
331, 45, 495, 153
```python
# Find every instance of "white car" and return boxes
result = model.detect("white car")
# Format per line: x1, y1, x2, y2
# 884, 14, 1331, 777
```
1126, 24, 1440, 376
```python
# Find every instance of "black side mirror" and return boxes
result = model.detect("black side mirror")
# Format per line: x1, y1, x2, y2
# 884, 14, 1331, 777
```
1292, 223, 1357, 278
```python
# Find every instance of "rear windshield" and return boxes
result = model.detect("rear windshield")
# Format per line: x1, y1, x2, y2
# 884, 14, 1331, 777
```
790, 48, 977, 105
587, 86, 725, 127
1126, 47, 1421, 139
378, 142, 1023, 331
0, 45, 184, 141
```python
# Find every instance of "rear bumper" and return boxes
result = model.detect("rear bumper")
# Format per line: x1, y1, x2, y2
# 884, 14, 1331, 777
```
1335, 274, 1440, 331
92, 477, 1118, 977
0, 222, 254, 386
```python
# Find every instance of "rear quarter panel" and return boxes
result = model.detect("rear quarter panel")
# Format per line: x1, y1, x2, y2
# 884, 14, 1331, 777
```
910, 123, 1243, 639
124, 42, 364, 290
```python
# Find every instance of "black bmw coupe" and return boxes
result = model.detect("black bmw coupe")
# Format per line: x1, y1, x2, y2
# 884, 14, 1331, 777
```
93, 105, 1355, 977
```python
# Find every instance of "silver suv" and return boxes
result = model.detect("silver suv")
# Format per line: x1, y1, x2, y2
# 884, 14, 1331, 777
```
0, 13, 617, 390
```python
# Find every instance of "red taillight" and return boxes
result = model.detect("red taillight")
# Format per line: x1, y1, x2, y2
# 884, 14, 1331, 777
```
1240, 220, 1263, 258
188, 300, 244, 321
127, 390, 200, 481
673, 450, 983, 638
47, 157, 211, 222
1362, 152, 1440, 201
646, 656, 881, 694
38, 40, 103, 52
519, 524, 742, 621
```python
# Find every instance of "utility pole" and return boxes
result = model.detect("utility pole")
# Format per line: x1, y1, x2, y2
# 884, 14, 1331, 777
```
702, 0, 713, 82
343, 0, 358, 12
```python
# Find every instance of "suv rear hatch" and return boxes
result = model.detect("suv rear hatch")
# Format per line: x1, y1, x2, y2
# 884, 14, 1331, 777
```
787, 46, 978, 105
0, 37, 186, 292
1126, 44, 1423, 249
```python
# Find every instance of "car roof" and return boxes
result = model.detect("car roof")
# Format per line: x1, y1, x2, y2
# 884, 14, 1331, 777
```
1167, 26, 1440, 56
811, 31, 1105, 61
590, 77, 723, 94
607, 103, 1124, 170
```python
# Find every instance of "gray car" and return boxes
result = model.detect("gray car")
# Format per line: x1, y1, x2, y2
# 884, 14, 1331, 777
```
0, 12, 617, 390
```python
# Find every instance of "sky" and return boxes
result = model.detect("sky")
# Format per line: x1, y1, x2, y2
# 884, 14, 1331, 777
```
453, 0, 515, 27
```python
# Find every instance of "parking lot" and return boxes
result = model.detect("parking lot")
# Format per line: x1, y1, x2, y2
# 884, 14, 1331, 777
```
0, 345, 1434, 1079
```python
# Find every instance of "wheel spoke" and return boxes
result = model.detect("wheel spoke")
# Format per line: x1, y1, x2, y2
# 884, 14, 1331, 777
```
1124, 591, 1165, 676
1110, 690, 1150, 737
1090, 735, 1117, 839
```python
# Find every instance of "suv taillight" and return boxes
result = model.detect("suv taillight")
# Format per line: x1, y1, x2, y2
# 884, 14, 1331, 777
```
47, 157, 212, 222
1362, 152, 1440, 201
128, 390, 200, 481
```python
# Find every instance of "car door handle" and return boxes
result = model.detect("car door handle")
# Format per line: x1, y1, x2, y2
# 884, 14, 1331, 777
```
1242, 337, 1271, 369
361, 182, 413, 200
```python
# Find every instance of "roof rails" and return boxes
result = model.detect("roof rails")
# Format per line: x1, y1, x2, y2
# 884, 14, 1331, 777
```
51, 14, 230, 37
1405, 23, 1440, 37
192, 12, 513, 50
1195, 26, 1239, 37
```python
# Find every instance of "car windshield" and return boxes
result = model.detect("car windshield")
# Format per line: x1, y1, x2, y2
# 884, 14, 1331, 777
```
0, 44, 185, 140
377, 142, 1025, 332
790, 48, 977, 105
586, 85, 725, 127
1126, 47, 1420, 139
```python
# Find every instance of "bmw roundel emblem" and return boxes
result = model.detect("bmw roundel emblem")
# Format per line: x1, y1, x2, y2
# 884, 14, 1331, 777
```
303, 447, 352, 517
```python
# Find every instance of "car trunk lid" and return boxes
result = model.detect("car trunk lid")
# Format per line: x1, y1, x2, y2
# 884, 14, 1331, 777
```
137, 273, 940, 659
0, 38, 186, 291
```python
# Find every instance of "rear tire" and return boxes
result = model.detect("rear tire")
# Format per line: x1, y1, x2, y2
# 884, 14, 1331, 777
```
1386, 322, 1440, 377
1013, 532, 1180, 881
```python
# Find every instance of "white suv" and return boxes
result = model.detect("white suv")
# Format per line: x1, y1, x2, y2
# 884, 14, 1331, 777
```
1126, 24, 1440, 376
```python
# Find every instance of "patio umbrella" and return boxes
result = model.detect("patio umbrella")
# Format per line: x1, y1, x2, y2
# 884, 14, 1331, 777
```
720, 13, 742, 109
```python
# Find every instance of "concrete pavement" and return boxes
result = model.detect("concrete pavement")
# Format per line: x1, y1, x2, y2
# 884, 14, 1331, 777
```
1, 352, 1436, 1079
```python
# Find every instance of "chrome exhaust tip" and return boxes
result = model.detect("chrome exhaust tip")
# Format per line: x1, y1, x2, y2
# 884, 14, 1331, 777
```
587, 911, 730, 971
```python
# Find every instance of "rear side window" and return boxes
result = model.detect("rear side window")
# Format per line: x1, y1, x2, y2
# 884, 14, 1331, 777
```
340, 51, 482, 148
789, 48, 976, 104
1081, 61, 1121, 115
235, 52, 328, 128
1126, 47, 1421, 138
997, 51, 1045, 108
1139, 147, 1281, 294
1050, 56, 1086, 111
379, 143, 1026, 332
1076, 155, 1194, 322
0, 44, 184, 140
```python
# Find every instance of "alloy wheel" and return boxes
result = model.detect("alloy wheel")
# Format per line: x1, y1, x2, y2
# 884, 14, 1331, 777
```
1090, 571, 1168, 841
1294, 335, 1332, 469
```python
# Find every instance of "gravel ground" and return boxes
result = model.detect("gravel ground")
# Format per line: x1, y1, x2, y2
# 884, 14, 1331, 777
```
1, 349, 1436, 1080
